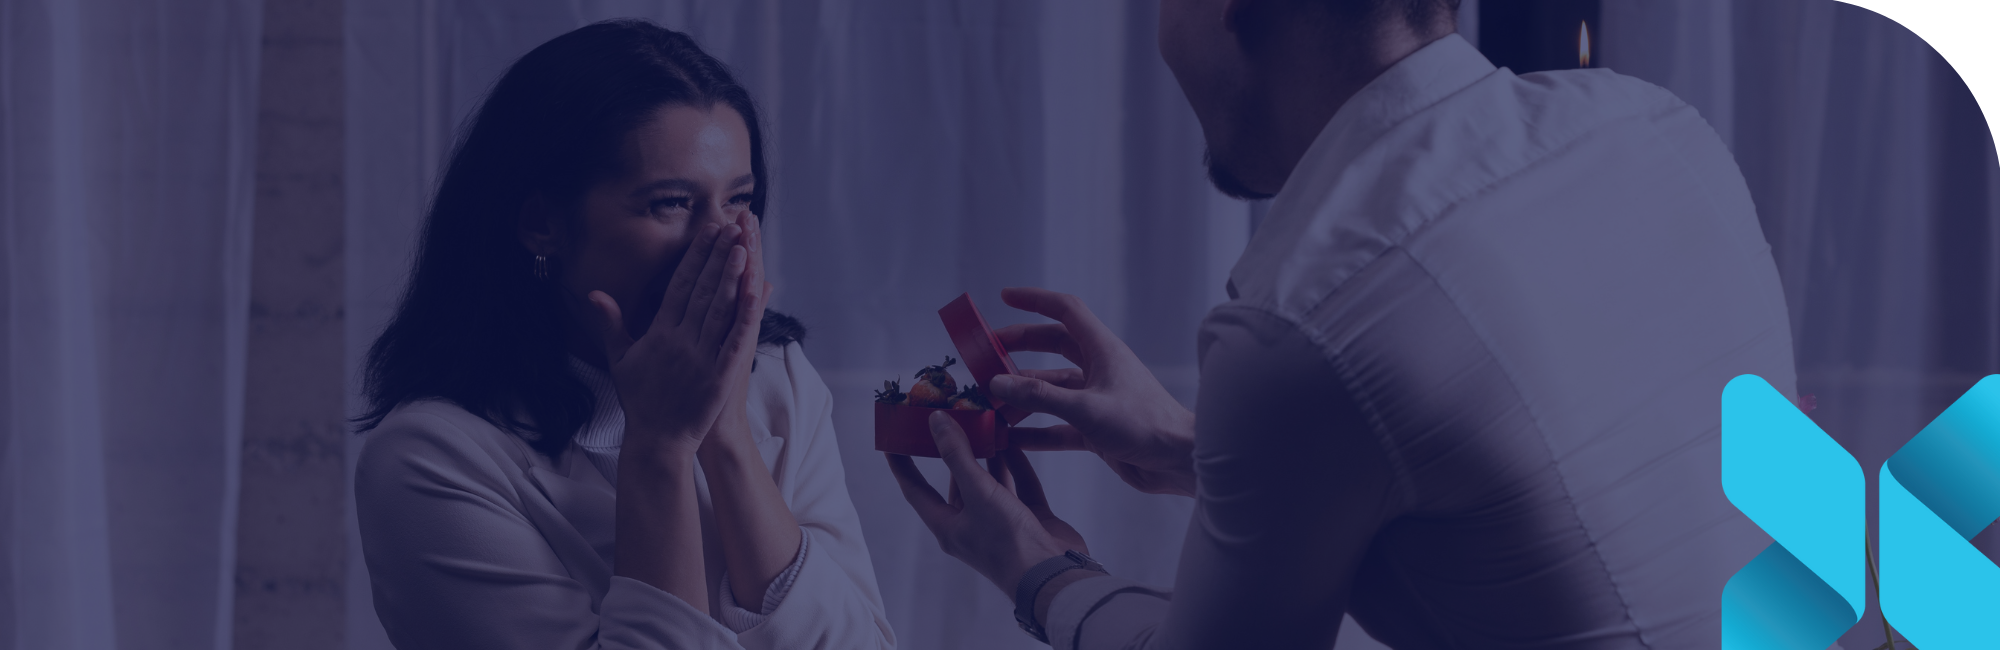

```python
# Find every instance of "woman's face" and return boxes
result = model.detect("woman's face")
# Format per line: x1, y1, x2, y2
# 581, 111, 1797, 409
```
540, 104, 756, 338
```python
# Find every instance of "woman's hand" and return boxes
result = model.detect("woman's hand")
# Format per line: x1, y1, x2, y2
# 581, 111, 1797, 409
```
682, 215, 805, 609
594, 213, 766, 611
700, 213, 768, 455
587, 213, 769, 462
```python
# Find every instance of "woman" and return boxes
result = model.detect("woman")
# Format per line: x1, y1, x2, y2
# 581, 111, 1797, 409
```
354, 20, 893, 649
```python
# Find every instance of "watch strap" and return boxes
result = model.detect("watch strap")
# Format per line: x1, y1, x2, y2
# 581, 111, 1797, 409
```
1014, 550, 1106, 644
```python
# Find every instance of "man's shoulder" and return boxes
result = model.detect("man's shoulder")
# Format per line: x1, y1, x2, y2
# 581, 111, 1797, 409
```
1393, 65, 1719, 223
1506, 67, 1693, 127
1231, 66, 1740, 321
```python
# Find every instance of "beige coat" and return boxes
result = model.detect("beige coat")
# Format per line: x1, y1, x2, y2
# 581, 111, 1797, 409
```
356, 343, 895, 649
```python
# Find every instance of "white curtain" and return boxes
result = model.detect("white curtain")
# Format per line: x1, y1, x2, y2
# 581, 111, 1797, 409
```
1, 1, 261, 650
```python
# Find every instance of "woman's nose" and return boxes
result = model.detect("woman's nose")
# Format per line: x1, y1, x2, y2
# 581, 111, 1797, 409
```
694, 204, 730, 228
696, 202, 747, 230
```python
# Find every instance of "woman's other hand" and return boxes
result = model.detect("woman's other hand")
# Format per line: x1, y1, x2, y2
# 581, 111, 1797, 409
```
587, 212, 768, 461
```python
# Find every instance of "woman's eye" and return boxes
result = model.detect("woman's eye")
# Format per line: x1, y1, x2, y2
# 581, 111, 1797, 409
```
727, 192, 753, 206
649, 196, 692, 213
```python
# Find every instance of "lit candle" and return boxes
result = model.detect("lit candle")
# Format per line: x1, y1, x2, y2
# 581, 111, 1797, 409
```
1579, 20, 1592, 68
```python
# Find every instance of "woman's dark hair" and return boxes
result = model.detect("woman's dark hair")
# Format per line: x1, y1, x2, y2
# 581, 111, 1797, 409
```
357, 19, 803, 456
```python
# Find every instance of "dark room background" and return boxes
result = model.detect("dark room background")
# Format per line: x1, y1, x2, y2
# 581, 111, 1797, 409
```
2, 1, 1995, 649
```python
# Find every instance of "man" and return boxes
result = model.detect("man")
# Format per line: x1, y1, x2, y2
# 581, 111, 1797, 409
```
887, 0, 1792, 647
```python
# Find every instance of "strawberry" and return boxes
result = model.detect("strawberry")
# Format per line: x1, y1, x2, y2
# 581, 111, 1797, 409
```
873, 379, 908, 405
906, 356, 959, 408
951, 384, 992, 411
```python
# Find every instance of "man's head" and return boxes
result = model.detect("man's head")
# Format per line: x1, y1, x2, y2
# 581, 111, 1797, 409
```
1159, 0, 1458, 199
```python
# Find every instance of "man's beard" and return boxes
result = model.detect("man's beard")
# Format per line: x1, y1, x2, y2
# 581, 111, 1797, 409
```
1204, 148, 1276, 200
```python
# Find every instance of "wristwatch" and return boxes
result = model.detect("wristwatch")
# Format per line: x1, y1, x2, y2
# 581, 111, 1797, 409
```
1013, 550, 1107, 644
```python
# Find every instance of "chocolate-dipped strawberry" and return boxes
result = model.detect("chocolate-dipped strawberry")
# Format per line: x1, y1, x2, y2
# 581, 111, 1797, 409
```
951, 384, 993, 411
905, 357, 959, 408
873, 379, 908, 405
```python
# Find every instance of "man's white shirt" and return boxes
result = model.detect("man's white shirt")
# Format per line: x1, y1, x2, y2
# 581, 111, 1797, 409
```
1045, 34, 1792, 650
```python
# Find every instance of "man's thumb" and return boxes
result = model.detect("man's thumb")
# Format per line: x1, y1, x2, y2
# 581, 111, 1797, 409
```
587, 290, 635, 363
990, 374, 1081, 419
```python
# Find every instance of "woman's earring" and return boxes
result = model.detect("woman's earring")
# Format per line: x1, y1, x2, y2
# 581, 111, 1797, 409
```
533, 255, 550, 281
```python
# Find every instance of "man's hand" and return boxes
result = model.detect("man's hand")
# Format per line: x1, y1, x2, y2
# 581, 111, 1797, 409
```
988, 287, 1198, 497
888, 411, 1087, 596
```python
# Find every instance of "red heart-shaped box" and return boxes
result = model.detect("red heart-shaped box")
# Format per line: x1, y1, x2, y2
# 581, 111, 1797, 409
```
873, 293, 1026, 458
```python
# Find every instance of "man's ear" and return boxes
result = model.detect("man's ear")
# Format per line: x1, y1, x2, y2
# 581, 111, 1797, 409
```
1220, 0, 1255, 35
516, 193, 561, 257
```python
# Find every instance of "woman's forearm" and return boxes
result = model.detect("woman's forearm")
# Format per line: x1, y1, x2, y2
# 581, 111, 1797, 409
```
699, 425, 803, 608
613, 440, 711, 613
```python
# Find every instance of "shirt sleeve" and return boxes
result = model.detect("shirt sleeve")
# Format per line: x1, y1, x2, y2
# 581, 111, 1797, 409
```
1044, 305, 1401, 649
356, 408, 742, 650
715, 527, 812, 632
730, 343, 897, 650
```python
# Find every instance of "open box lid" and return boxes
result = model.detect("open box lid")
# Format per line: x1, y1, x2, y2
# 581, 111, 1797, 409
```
938, 293, 1030, 426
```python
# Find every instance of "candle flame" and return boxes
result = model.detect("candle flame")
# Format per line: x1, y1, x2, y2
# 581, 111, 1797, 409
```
1579, 20, 1592, 68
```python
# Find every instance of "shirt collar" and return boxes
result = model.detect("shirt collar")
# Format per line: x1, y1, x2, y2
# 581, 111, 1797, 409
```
1295, 33, 1495, 174
1231, 33, 1496, 290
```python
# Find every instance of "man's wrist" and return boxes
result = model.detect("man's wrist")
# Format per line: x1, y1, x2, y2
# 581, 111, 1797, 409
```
1012, 536, 1082, 589
1151, 411, 1200, 497
1014, 550, 1106, 643
1032, 568, 1105, 637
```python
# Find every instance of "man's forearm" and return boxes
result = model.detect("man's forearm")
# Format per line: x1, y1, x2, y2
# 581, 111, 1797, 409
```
1140, 404, 1199, 497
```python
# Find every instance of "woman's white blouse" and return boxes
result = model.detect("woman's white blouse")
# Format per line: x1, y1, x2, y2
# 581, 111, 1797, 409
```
356, 342, 896, 650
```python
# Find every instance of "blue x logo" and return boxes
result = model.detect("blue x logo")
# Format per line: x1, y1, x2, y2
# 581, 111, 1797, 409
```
1722, 375, 2000, 649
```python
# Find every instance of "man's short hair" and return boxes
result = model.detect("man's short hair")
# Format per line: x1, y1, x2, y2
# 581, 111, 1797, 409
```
1334, 0, 1460, 35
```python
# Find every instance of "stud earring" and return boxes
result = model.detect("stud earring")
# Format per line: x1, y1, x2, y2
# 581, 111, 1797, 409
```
533, 255, 550, 280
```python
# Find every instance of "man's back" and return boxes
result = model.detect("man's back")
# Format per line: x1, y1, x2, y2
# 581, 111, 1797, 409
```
1221, 35, 1788, 648
891, 29, 1797, 650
